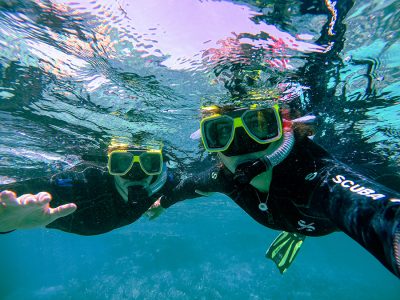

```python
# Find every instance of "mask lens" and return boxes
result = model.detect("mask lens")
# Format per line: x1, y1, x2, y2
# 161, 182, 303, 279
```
139, 152, 162, 175
202, 116, 233, 150
242, 108, 280, 141
109, 152, 134, 175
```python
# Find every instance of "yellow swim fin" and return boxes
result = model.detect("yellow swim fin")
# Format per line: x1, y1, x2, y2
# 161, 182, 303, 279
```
266, 231, 305, 274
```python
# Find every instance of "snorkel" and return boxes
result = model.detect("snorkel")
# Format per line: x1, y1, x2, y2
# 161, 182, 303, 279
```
231, 114, 317, 186
216, 121, 293, 188
263, 114, 317, 169
114, 163, 168, 201
193, 104, 316, 184
256, 118, 294, 171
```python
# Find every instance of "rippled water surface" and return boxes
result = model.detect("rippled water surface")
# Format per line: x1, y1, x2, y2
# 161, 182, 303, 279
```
1, 0, 400, 299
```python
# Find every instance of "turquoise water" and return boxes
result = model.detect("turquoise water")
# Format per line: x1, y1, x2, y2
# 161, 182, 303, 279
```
2, 199, 400, 299
1, 0, 400, 299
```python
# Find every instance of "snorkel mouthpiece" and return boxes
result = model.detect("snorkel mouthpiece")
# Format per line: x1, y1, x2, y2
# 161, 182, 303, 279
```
233, 119, 294, 184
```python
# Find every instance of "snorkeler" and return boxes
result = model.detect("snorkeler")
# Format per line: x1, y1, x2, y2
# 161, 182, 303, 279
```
0, 140, 172, 235
148, 103, 400, 278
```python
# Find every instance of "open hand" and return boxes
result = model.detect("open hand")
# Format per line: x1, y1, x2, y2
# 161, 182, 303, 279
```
0, 190, 77, 232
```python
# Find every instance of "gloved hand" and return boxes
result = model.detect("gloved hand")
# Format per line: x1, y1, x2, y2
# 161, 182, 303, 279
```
0, 190, 77, 232
234, 159, 269, 185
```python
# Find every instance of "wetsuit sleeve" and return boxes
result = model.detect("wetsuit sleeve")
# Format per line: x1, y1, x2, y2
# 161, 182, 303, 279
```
160, 164, 234, 208
313, 159, 400, 278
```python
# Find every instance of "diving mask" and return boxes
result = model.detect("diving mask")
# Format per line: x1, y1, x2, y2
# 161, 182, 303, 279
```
200, 104, 282, 153
108, 148, 163, 176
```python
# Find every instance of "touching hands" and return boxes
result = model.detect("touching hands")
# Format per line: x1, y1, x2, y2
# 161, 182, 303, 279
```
146, 196, 165, 220
0, 190, 77, 232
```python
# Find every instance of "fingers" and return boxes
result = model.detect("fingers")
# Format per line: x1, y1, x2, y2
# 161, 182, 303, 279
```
1, 191, 53, 207
48, 203, 77, 222
0, 190, 18, 205
149, 199, 161, 209
35, 192, 52, 206
20, 192, 51, 206
19, 194, 37, 205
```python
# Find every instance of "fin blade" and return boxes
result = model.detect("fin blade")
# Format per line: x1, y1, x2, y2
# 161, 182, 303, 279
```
266, 232, 305, 274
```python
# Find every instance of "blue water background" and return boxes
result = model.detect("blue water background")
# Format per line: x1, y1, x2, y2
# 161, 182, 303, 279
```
1, 0, 400, 298
2, 198, 400, 299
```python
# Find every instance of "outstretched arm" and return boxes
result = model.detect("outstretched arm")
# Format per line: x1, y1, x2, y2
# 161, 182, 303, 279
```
159, 164, 234, 209
146, 164, 232, 220
313, 160, 400, 278
0, 164, 113, 235
273, 136, 400, 278
0, 190, 76, 232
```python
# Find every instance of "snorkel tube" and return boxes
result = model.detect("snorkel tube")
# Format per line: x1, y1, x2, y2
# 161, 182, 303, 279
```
260, 115, 316, 169
259, 119, 294, 169
114, 163, 168, 202
233, 115, 316, 184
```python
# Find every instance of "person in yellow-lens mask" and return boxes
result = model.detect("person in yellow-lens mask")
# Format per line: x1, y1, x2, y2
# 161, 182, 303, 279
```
148, 103, 400, 278
1, 141, 177, 235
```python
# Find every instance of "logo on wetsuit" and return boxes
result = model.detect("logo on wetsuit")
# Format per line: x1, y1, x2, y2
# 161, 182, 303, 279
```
305, 172, 318, 181
297, 220, 315, 232
332, 175, 386, 200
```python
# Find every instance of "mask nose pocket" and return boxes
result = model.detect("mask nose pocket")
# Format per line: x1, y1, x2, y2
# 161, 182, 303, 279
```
223, 127, 270, 156
124, 163, 148, 181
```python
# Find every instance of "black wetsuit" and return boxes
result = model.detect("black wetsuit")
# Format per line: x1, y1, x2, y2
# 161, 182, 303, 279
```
0, 162, 178, 235
160, 137, 400, 278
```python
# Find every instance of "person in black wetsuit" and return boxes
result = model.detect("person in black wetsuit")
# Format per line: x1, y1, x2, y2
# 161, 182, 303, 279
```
0, 140, 175, 235
148, 103, 400, 278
